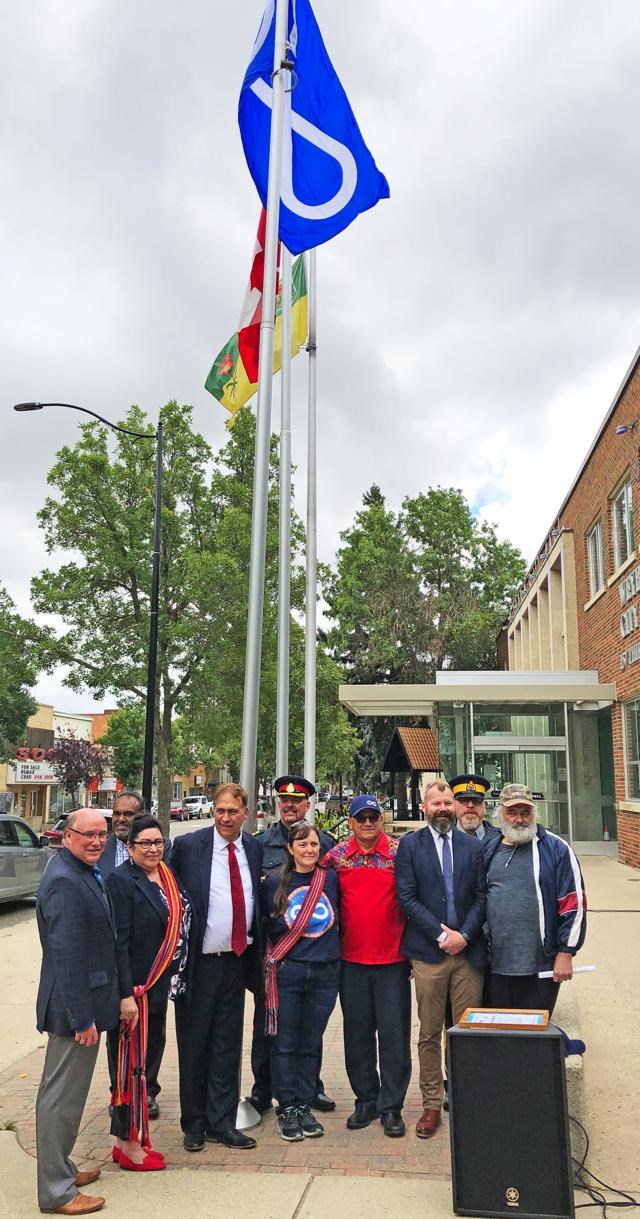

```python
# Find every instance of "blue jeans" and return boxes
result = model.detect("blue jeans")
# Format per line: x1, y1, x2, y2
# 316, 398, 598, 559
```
270, 958, 340, 1109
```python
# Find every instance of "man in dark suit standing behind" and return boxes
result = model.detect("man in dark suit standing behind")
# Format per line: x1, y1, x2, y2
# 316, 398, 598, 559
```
35, 808, 136, 1215
170, 782, 263, 1153
395, 780, 487, 1141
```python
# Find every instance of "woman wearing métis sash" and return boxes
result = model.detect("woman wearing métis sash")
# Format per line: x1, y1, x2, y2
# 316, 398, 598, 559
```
262, 822, 340, 1144
106, 815, 191, 1171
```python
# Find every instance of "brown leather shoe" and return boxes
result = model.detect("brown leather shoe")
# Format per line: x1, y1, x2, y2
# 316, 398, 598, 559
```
75, 1170, 101, 1188
44, 1194, 106, 1215
416, 1108, 442, 1139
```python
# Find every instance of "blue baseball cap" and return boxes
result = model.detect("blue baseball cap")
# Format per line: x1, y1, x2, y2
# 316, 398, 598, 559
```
349, 794, 382, 818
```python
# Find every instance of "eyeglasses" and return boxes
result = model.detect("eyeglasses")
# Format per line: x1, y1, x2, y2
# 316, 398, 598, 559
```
353, 813, 381, 823
131, 839, 165, 851
68, 828, 108, 842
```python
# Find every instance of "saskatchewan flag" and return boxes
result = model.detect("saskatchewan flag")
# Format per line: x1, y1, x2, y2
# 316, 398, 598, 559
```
205, 251, 308, 425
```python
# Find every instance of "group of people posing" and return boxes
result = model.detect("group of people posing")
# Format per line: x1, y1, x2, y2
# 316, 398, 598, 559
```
34, 772, 587, 1215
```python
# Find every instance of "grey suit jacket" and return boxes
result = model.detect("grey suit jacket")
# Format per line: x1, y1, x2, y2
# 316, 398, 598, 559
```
36, 848, 123, 1035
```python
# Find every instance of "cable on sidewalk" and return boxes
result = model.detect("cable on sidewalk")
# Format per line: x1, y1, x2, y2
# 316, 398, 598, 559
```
570, 1115, 638, 1218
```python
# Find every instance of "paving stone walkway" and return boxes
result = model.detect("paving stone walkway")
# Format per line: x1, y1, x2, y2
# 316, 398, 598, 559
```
0, 999, 452, 1180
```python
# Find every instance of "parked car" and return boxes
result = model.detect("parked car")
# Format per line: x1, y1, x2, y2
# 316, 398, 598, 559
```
0, 815, 55, 903
183, 795, 212, 820
170, 799, 189, 822
42, 810, 113, 853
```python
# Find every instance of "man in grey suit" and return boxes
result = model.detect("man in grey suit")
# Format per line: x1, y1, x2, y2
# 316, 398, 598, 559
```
35, 808, 136, 1215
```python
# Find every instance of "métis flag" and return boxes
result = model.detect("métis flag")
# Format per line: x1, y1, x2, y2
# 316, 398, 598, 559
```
205, 209, 308, 423
239, 0, 390, 255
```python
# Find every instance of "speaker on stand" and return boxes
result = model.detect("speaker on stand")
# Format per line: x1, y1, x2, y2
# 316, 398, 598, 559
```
447, 1025, 574, 1219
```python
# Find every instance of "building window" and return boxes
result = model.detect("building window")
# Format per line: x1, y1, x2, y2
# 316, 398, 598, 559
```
612, 479, 634, 570
586, 520, 604, 597
624, 699, 640, 799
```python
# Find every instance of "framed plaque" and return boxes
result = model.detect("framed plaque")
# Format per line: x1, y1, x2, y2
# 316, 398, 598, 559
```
458, 1007, 549, 1031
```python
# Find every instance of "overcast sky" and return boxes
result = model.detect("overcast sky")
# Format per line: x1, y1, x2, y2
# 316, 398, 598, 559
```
3, 0, 640, 713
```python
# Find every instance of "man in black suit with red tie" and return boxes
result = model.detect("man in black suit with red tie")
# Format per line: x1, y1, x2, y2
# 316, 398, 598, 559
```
170, 782, 263, 1152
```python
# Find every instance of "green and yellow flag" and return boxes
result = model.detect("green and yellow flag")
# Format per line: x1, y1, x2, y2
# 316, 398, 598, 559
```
205, 215, 308, 425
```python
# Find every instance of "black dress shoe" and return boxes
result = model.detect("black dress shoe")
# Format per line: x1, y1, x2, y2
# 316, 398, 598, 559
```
183, 1128, 205, 1152
206, 1128, 257, 1150
312, 1090, 336, 1113
249, 1093, 273, 1115
346, 1101, 378, 1130
381, 1111, 406, 1138
147, 1097, 160, 1120
442, 1094, 449, 1112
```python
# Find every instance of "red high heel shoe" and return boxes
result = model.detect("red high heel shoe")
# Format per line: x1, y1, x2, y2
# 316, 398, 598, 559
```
118, 1149, 166, 1172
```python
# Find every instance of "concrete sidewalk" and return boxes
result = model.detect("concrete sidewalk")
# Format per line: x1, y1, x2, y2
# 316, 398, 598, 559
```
1, 855, 639, 1217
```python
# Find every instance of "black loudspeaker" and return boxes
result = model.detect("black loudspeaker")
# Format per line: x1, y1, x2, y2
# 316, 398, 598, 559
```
447, 1026, 574, 1219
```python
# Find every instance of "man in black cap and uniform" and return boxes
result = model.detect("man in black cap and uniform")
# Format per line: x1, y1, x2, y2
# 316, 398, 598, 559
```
450, 774, 501, 844
249, 775, 337, 1115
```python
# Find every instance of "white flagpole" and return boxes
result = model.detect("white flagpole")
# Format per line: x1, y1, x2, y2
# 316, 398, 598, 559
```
239, 0, 290, 814
304, 249, 317, 800
275, 246, 292, 775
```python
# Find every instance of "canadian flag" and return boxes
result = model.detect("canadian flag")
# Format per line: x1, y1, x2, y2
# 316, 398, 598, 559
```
237, 209, 281, 386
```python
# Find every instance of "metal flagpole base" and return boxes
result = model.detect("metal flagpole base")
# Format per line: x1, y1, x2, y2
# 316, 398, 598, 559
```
236, 1097, 262, 1130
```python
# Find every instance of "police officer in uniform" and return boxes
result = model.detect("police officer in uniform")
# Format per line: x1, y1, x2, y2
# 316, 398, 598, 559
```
249, 776, 337, 1114
450, 774, 501, 844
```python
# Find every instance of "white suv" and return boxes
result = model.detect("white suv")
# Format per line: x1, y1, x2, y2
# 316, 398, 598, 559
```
183, 795, 212, 820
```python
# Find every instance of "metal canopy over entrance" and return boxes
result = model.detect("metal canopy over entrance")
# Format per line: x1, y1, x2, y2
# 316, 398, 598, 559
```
339, 671, 617, 851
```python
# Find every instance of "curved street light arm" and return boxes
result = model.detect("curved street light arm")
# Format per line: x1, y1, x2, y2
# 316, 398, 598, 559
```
13, 401, 156, 440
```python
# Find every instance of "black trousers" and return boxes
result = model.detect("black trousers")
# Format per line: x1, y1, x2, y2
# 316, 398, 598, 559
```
175, 952, 247, 1135
340, 960, 412, 1114
251, 982, 326, 1102
489, 973, 561, 1016
106, 1003, 167, 1102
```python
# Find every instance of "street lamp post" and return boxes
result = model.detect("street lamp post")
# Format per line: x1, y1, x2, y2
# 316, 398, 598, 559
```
13, 401, 162, 812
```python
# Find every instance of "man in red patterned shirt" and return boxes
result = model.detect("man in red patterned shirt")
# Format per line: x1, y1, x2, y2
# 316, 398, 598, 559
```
323, 795, 411, 1138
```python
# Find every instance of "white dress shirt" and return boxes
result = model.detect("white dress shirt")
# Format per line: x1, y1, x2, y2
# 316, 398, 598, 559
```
427, 822, 455, 943
202, 828, 255, 954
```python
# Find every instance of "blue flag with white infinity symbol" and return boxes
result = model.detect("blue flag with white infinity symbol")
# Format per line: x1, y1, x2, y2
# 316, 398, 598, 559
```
238, 0, 390, 254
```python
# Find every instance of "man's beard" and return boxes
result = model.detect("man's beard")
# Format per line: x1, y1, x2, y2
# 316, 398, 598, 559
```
499, 814, 536, 844
431, 812, 456, 833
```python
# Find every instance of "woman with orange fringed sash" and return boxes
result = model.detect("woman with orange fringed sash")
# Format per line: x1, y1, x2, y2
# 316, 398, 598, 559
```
106, 815, 191, 1171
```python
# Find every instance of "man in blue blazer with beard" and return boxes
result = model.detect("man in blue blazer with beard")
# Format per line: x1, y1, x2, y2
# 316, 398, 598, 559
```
170, 782, 263, 1153
395, 779, 487, 1141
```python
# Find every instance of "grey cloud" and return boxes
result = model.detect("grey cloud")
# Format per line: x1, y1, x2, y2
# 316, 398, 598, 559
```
2, 0, 640, 710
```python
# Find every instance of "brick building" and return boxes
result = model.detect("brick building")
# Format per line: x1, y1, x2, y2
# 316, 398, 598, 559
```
505, 346, 640, 868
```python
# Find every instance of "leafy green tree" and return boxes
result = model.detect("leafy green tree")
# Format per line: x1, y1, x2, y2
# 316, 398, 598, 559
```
0, 586, 39, 760
32, 404, 356, 822
99, 705, 145, 790
31, 400, 218, 831
184, 411, 358, 793
402, 488, 526, 671
325, 485, 527, 789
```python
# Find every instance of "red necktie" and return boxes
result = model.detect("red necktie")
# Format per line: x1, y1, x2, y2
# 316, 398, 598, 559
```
228, 841, 248, 956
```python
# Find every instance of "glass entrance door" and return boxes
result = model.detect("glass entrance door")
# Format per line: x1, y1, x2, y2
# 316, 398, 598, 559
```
474, 748, 569, 838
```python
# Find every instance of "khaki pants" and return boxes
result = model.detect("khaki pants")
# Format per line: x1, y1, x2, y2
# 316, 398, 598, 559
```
412, 956, 483, 1110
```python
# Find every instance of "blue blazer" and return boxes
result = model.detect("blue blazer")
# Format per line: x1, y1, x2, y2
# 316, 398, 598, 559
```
36, 848, 122, 1035
170, 827, 264, 993
99, 832, 172, 879
395, 826, 487, 966
106, 860, 191, 1013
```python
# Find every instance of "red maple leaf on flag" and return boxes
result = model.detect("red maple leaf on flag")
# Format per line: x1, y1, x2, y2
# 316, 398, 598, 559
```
218, 353, 234, 377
